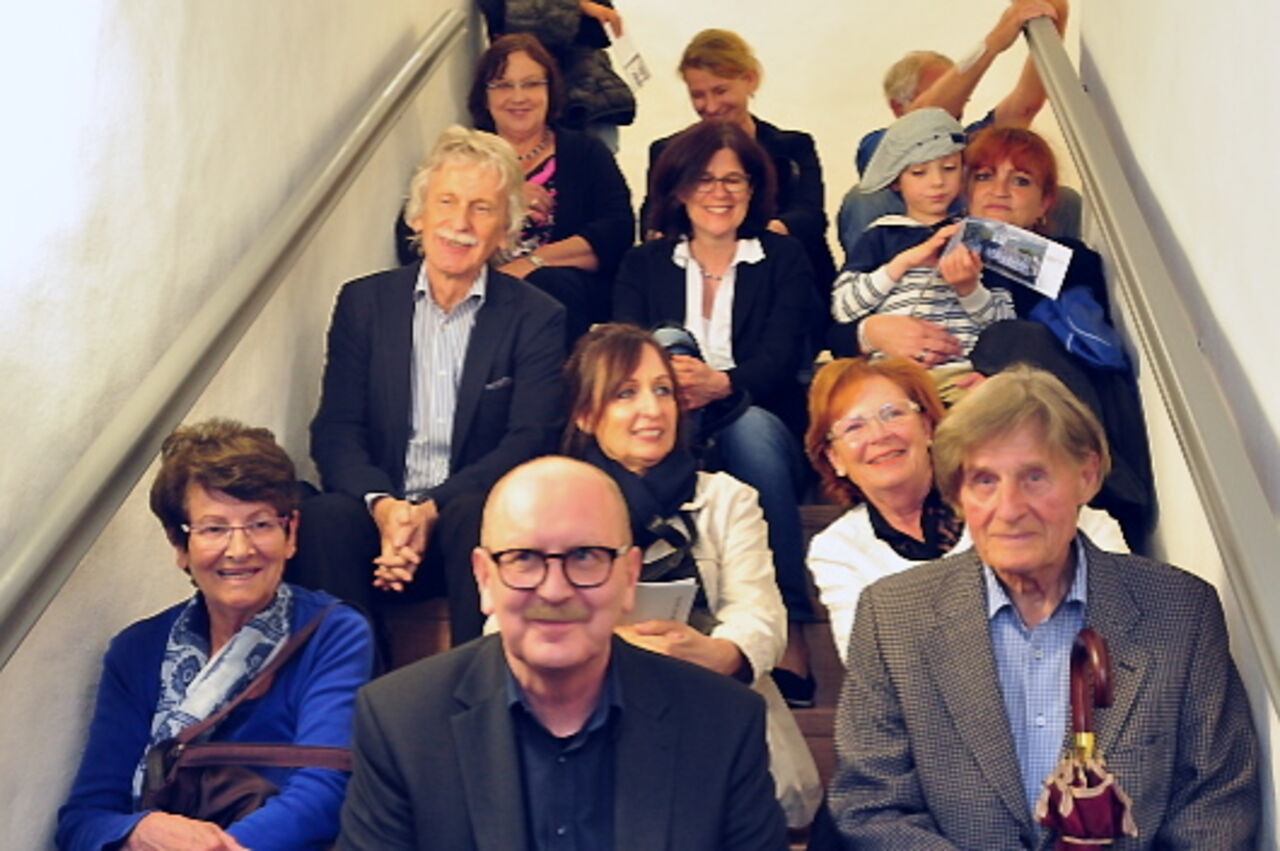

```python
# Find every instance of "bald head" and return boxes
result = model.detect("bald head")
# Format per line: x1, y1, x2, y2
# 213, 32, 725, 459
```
475, 456, 641, 684
482, 456, 632, 551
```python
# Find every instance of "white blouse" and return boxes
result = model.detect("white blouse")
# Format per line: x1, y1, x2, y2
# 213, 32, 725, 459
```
672, 237, 765, 371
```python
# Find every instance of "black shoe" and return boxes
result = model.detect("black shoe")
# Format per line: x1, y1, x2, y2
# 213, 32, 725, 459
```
771, 668, 816, 709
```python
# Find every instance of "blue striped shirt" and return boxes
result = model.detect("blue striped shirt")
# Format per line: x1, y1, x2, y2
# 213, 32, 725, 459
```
403, 265, 486, 500
984, 539, 1087, 819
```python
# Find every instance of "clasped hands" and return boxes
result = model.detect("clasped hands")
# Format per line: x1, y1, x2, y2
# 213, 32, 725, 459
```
371, 497, 439, 591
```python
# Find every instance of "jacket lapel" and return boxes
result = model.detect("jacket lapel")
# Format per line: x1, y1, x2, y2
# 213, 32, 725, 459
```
1080, 542, 1148, 757
611, 641, 676, 850
922, 553, 1035, 833
382, 265, 418, 489
728, 255, 763, 344
451, 638, 529, 851
451, 274, 506, 469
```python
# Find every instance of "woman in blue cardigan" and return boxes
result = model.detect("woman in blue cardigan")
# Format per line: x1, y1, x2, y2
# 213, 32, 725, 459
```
57, 420, 373, 851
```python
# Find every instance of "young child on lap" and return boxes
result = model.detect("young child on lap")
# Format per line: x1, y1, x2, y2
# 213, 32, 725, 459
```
832, 108, 1012, 392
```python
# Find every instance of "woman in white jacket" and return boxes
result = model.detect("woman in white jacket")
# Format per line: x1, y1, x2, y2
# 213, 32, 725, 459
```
804, 357, 1127, 664
562, 322, 820, 828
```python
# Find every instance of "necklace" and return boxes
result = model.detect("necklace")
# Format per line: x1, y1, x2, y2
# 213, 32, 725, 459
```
700, 269, 724, 282
517, 129, 552, 163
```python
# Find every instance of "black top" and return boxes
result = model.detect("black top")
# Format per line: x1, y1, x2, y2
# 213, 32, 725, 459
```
509, 662, 622, 850
613, 231, 813, 419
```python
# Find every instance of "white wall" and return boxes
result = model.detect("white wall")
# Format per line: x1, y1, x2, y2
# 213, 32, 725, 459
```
1078, 0, 1280, 515
612, 0, 1080, 257
0, 3, 478, 845
1079, 0, 1280, 843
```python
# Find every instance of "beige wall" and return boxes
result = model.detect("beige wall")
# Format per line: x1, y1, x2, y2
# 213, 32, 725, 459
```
0, 3, 478, 844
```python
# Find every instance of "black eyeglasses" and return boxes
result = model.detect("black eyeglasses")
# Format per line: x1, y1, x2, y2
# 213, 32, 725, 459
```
485, 79, 549, 93
484, 546, 624, 590
693, 173, 751, 196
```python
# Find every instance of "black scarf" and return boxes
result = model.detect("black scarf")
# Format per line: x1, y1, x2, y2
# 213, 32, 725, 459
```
866, 486, 964, 562
583, 441, 698, 551
582, 442, 716, 631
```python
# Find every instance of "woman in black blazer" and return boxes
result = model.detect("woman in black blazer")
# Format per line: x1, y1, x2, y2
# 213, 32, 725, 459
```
615, 121, 817, 705
641, 28, 835, 324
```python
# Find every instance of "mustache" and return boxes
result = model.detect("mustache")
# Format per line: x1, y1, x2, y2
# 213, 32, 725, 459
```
435, 227, 478, 246
523, 602, 590, 623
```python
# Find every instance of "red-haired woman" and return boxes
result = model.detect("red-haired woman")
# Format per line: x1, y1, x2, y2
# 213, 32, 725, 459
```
804, 357, 1127, 662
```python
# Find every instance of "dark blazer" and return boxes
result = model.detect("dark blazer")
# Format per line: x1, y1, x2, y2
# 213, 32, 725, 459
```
337, 635, 787, 850
310, 264, 566, 508
542, 127, 634, 279
613, 232, 811, 417
643, 117, 835, 285
829, 537, 1260, 850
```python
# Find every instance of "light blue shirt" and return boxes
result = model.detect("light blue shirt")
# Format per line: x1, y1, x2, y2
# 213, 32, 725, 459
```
403, 265, 486, 500
984, 538, 1087, 819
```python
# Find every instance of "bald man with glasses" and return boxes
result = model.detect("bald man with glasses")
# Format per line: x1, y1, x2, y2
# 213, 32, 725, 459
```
338, 457, 786, 851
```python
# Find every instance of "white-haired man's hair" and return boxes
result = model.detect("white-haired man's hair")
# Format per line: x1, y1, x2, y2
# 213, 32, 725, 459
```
402, 125, 527, 255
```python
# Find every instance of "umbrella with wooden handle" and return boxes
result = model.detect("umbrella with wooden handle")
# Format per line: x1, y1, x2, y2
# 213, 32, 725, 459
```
1035, 627, 1138, 847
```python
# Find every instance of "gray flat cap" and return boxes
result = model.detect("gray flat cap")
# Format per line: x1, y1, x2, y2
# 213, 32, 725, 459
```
861, 107, 966, 194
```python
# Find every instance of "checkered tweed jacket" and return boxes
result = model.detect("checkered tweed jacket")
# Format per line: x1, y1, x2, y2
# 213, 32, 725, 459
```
829, 536, 1259, 849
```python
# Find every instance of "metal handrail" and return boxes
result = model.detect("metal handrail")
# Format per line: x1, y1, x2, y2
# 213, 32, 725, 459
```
0, 10, 468, 670
1025, 17, 1280, 709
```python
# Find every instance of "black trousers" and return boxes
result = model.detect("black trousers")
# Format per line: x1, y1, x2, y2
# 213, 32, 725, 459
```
286, 490, 487, 649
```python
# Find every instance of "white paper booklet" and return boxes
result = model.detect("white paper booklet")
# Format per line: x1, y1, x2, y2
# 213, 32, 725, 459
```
624, 578, 696, 624
609, 32, 651, 90
946, 217, 1073, 299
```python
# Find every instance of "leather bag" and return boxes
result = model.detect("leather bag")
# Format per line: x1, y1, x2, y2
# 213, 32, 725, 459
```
139, 604, 350, 827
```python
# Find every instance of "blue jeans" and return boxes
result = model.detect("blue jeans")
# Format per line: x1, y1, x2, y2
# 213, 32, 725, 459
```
712, 406, 814, 622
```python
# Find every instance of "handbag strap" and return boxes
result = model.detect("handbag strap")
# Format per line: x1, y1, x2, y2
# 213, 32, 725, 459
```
175, 602, 338, 746
173, 742, 352, 773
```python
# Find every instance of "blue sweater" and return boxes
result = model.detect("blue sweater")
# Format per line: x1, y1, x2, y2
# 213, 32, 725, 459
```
57, 585, 374, 851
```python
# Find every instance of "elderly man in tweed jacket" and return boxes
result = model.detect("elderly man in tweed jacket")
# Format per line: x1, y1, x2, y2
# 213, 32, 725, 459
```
829, 366, 1259, 849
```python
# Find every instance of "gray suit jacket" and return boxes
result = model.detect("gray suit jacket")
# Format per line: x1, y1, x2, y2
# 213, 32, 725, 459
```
337, 635, 787, 850
829, 537, 1259, 850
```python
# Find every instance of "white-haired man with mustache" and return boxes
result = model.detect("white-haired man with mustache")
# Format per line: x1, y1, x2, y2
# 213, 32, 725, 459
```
294, 126, 567, 649
338, 457, 787, 850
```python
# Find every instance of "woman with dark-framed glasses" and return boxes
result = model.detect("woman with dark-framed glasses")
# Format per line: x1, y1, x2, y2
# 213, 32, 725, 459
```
804, 357, 1126, 663
58, 419, 372, 851
615, 119, 819, 709
558, 323, 821, 827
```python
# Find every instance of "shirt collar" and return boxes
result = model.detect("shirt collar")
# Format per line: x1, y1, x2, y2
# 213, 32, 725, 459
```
415, 262, 488, 308
504, 654, 624, 735
983, 535, 1089, 621
671, 236, 766, 270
